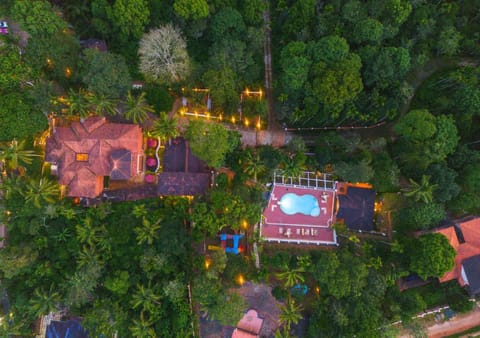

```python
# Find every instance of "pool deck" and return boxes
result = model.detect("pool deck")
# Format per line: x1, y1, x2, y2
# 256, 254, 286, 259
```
261, 184, 338, 245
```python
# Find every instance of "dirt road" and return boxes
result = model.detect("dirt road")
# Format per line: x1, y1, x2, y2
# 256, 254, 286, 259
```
426, 305, 480, 338
401, 306, 480, 338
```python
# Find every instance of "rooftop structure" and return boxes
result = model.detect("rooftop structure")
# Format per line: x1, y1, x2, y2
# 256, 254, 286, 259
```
45, 117, 143, 198
260, 171, 338, 245
46, 319, 88, 338
157, 137, 210, 196
232, 309, 264, 338
435, 217, 480, 295
80, 38, 107, 52
336, 183, 375, 232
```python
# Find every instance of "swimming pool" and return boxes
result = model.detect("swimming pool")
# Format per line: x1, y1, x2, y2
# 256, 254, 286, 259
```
278, 193, 320, 217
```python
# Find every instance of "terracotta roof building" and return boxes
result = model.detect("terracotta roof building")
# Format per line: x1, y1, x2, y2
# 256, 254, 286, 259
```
45, 117, 143, 198
232, 309, 264, 338
436, 217, 480, 295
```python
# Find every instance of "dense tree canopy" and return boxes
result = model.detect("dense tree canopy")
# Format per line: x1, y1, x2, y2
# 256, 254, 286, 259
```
80, 49, 131, 98
11, 0, 67, 37
24, 31, 80, 83
173, 0, 209, 20
0, 93, 47, 141
185, 120, 239, 168
0, 45, 32, 93
409, 233, 456, 280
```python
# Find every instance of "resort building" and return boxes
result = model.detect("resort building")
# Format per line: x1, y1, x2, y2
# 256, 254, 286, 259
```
260, 171, 376, 246
45, 117, 144, 198
436, 217, 480, 295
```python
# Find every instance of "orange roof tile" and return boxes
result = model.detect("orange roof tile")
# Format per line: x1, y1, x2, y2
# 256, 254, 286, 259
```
436, 218, 480, 286
46, 117, 143, 198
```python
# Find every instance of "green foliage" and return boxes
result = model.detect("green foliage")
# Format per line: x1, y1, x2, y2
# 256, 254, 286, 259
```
208, 291, 246, 325
0, 245, 38, 279
0, 139, 39, 172
313, 250, 369, 299
278, 299, 303, 334
310, 35, 350, 64
402, 175, 437, 204
365, 47, 410, 88
105, 270, 131, 295
12, 0, 67, 37
352, 18, 384, 44
149, 113, 179, 142
125, 91, 155, 123
81, 49, 131, 98
395, 110, 459, 171
242, 150, 265, 182
280, 42, 311, 93
409, 233, 456, 280
25, 31, 80, 83
28, 285, 61, 317
241, 0, 265, 25
210, 7, 246, 42
185, 120, 239, 168
426, 163, 460, 203
305, 53, 363, 121
371, 151, 400, 193
202, 67, 239, 113
400, 203, 446, 231
437, 26, 462, 56
309, 250, 387, 337
334, 159, 374, 183
0, 45, 33, 93
174, 0, 209, 20
145, 85, 174, 113
0, 93, 48, 141
106, 0, 150, 39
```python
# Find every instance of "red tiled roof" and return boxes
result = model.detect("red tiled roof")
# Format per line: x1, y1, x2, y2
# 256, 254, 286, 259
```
46, 117, 143, 198
232, 310, 263, 338
437, 218, 480, 286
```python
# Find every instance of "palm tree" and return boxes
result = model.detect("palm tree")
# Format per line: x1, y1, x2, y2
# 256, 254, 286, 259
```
278, 299, 303, 335
149, 112, 179, 144
0, 176, 20, 200
132, 204, 148, 219
243, 151, 265, 182
77, 245, 101, 269
28, 285, 61, 317
75, 217, 108, 251
131, 284, 162, 315
402, 175, 437, 204
125, 91, 154, 124
0, 317, 31, 337
129, 312, 156, 338
135, 217, 161, 245
0, 139, 39, 172
66, 88, 91, 119
280, 154, 303, 179
275, 264, 305, 289
22, 177, 60, 208
87, 93, 118, 116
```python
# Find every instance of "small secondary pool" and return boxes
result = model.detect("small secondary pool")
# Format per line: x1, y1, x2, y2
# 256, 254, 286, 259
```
278, 193, 320, 217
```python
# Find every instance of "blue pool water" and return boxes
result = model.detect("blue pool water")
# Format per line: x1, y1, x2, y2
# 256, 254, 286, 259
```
278, 193, 320, 217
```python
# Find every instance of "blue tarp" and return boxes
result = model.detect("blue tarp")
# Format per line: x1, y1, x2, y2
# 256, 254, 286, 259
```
46, 320, 88, 338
